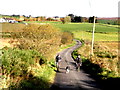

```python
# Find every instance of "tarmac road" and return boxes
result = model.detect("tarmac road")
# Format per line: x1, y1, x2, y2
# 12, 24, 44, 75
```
50, 40, 102, 90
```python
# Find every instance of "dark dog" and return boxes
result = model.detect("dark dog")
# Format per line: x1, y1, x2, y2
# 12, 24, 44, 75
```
66, 66, 70, 73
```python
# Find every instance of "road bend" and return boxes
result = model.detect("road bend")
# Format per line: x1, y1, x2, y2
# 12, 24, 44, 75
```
50, 40, 102, 90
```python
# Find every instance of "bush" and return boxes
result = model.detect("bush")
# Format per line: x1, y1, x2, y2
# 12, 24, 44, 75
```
2, 47, 43, 76
62, 16, 71, 24
1, 47, 45, 88
61, 31, 73, 44
11, 24, 62, 59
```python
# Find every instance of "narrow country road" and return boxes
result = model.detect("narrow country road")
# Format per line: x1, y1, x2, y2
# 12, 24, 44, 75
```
50, 40, 102, 90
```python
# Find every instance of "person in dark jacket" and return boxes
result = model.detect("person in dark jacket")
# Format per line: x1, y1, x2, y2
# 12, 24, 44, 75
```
75, 54, 82, 71
55, 54, 61, 72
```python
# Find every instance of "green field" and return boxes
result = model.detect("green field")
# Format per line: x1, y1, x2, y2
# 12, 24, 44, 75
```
1, 22, 118, 41
54, 23, 118, 41
97, 19, 118, 25
23, 21, 62, 24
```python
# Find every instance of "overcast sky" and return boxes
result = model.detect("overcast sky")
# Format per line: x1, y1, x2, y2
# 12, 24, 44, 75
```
0, 0, 119, 17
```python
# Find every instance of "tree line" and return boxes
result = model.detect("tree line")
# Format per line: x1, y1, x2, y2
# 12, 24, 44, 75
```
68, 14, 97, 23
1, 14, 97, 23
61, 14, 97, 24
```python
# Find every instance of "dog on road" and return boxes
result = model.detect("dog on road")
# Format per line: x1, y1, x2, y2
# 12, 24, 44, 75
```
66, 66, 70, 73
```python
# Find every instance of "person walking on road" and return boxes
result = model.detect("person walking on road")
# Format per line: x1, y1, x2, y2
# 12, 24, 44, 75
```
75, 54, 82, 71
55, 54, 62, 72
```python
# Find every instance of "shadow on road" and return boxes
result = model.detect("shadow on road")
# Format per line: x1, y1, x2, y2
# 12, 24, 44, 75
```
80, 79, 102, 89
81, 59, 120, 90
69, 62, 76, 67
50, 84, 89, 90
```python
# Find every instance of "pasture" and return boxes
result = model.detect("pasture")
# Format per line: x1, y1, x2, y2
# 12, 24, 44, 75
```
22, 21, 118, 41
54, 23, 118, 41
1, 22, 118, 41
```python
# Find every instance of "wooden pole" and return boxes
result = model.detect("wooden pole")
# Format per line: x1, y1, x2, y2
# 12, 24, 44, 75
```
91, 16, 96, 55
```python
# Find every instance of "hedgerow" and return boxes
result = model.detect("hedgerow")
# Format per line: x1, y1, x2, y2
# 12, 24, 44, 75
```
1, 23, 74, 89
11, 24, 62, 60
77, 42, 120, 78
1, 47, 44, 88
61, 31, 74, 44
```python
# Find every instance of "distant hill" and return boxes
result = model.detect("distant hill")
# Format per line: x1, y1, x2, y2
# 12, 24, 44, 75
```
97, 17, 118, 20
97, 17, 119, 25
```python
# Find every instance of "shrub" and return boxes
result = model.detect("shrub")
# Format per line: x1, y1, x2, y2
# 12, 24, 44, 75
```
62, 16, 71, 24
1, 47, 44, 88
61, 31, 73, 44
11, 24, 62, 59
2, 47, 42, 75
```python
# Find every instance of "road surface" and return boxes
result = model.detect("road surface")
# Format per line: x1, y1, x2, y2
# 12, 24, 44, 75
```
51, 40, 102, 90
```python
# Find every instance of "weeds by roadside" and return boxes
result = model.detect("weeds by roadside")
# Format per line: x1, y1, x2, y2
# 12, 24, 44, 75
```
1, 23, 74, 89
72, 40, 120, 79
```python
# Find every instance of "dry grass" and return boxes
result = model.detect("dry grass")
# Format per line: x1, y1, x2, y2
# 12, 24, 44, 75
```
11, 24, 62, 60
78, 41, 119, 77
1, 23, 25, 32
0, 38, 19, 49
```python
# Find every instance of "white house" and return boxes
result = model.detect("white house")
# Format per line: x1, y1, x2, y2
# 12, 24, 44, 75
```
0, 18, 17, 23
0, 18, 6, 23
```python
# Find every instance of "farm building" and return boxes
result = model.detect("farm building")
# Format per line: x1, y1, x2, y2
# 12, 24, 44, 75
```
0, 18, 17, 23
0, 18, 6, 23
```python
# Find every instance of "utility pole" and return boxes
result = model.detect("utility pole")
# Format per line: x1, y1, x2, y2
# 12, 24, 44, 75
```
91, 16, 96, 56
